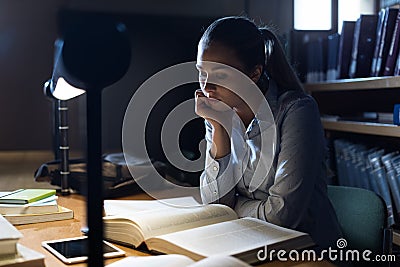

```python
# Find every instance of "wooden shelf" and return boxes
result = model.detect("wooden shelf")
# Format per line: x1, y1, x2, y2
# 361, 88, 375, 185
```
305, 76, 400, 92
321, 119, 400, 137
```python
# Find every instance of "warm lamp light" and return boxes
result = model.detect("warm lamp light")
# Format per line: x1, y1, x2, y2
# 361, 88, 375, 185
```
46, 16, 131, 267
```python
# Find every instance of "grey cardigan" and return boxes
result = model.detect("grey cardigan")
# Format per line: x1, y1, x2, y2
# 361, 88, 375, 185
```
200, 79, 342, 250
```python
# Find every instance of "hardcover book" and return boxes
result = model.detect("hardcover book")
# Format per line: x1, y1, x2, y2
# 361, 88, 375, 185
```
337, 21, 356, 79
4, 206, 73, 225
326, 33, 340, 80
0, 244, 45, 267
383, 10, 400, 77
372, 8, 398, 76
0, 195, 58, 215
0, 189, 56, 204
349, 15, 378, 78
103, 199, 314, 264
371, 8, 387, 76
0, 214, 22, 256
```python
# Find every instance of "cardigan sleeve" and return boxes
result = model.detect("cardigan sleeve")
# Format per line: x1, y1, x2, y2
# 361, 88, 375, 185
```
234, 96, 327, 229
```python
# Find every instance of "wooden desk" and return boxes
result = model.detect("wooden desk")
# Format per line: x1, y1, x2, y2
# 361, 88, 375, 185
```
16, 193, 336, 267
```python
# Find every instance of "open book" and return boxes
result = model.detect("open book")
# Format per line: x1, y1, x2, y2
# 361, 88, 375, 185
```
103, 198, 314, 264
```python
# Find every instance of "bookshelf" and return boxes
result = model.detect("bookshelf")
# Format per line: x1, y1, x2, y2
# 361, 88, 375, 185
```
305, 77, 400, 137
321, 119, 400, 137
305, 76, 400, 246
305, 76, 400, 92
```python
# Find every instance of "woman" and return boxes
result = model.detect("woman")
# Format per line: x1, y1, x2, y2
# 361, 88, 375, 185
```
195, 16, 342, 251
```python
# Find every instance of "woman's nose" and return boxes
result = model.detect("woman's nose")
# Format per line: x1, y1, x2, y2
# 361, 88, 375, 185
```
203, 83, 216, 92
201, 83, 216, 97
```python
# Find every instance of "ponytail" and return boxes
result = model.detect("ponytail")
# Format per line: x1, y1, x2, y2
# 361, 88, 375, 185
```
260, 28, 304, 94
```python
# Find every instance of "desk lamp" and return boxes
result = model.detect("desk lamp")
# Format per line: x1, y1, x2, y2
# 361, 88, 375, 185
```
46, 18, 131, 267
43, 77, 71, 196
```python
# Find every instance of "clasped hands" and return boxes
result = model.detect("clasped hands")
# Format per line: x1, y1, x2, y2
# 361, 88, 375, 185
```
194, 89, 235, 133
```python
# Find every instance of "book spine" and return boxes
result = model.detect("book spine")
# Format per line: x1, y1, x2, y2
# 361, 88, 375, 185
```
371, 167, 396, 226
306, 39, 324, 83
326, 33, 340, 80
333, 139, 348, 186
384, 10, 400, 75
371, 9, 387, 76
386, 170, 400, 217
353, 15, 378, 78
349, 18, 361, 78
337, 21, 356, 79
377, 8, 398, 76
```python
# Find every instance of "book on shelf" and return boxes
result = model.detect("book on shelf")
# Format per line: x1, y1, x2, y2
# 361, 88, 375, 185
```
0, 244, 45, 267
4, 206, 73, 225
333, 139, 398, 226
349, 14, 378, 78
105, 254, 251, 267
371, 8, 387, 76
327, 112, 394, 124
381, 152, 400, 219
306, 38, 325, 83
103, 199, 314, 264
0, 195, 59, 215
371, 8, 398, 76
0, 189, 56, 204
326, 33, 340, 80
337, 21, 356, 79
383, 9, 400, 75
0, 214, 22, 257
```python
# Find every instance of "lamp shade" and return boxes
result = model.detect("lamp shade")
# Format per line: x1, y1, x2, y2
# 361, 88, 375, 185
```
50, 18, 131, 99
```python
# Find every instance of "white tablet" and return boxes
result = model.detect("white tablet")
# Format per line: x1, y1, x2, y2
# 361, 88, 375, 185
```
42, 236, 126, 264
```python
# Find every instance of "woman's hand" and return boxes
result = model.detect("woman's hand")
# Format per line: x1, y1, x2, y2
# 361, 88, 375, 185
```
195, 89, 233, 129
195, 89, 233, 158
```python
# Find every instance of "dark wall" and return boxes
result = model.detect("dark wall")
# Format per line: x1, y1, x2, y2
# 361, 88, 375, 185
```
0, 1, 62, 150
0, 0, 293, 155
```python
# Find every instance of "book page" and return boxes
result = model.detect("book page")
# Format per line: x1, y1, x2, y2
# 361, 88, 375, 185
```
146, 217, 312, 263
104, 197, 201, 216
104, 203, 237, 241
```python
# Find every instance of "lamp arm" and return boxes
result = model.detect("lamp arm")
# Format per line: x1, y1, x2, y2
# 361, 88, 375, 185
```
58, 100, 70, 195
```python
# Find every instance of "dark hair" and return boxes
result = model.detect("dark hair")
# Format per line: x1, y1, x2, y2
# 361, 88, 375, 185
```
200, 16, 303, 94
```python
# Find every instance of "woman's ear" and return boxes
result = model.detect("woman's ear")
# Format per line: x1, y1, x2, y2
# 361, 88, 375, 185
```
249, 65, 263, 83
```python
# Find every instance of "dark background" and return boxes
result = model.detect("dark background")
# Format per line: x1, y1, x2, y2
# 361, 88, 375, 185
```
0, 0, 296, 165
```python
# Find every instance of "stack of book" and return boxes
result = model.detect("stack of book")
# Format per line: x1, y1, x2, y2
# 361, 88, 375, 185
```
333, 139, 400, 226
305, 6, 400, 81
0, 213, 45, 267
0, 189, 73, 225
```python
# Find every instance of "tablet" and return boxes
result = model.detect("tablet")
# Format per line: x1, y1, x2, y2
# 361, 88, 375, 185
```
42, 236, 126, 264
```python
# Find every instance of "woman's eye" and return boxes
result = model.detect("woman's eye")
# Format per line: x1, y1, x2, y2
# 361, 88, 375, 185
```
215, 72, 228, 80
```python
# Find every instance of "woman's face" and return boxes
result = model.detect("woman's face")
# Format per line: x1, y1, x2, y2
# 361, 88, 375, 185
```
196, 41, 250, 110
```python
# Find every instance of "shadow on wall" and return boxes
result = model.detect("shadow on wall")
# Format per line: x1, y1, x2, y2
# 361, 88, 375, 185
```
58, 9, 211, 169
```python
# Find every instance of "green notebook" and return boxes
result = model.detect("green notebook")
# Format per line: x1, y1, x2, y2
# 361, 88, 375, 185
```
0, 189, 56, 204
